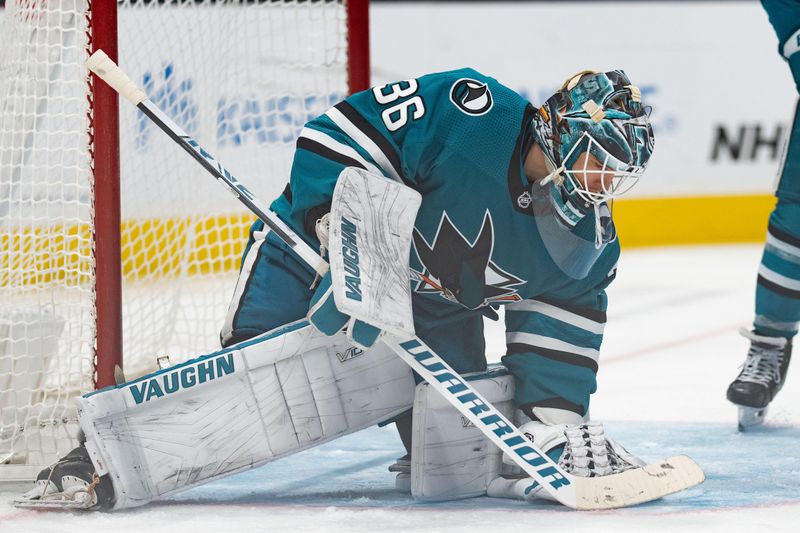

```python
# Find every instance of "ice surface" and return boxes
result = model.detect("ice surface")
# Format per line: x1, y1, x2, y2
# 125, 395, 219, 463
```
2, 244, 799, 532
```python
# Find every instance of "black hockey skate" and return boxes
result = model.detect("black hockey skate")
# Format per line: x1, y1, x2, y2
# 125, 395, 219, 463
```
726, 329, 792, 431
14, 441, 115, 510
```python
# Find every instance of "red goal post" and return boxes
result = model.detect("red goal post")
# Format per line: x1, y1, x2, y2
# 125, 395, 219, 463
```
0, 0, 370, 482
90, 0, 371, 390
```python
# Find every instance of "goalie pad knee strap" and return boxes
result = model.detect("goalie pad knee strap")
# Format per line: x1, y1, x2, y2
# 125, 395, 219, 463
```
410, 367, 515, 501
77, 321, 415, 509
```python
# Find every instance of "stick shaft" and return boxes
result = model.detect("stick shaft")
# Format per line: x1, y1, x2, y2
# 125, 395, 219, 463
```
135, 102, 328, 276
87, 50, 327, 276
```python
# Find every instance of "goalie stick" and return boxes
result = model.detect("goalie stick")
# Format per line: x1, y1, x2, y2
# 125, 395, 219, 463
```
85, 50, 704, 510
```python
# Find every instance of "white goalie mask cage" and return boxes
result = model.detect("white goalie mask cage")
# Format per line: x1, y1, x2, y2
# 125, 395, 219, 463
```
559, 130, 645, 206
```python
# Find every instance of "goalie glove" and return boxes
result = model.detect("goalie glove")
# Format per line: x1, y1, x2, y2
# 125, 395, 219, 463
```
307, 271, 382, 348
489, 408, 645, 503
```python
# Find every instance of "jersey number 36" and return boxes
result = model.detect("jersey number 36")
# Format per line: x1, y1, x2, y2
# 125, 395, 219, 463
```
372, 80, 426, 132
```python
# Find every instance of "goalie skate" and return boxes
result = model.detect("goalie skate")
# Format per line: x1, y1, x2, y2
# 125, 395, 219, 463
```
14, 444, 115, 510
389, 454, 411, 492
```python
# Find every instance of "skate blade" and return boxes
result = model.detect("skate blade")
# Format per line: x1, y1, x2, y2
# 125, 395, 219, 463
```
737, 406, 768, 431
395, 472, 411, 493
13, 495, 95, 510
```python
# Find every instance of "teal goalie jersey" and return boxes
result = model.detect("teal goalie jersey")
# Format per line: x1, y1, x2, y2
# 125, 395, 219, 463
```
270, 68, 620, 415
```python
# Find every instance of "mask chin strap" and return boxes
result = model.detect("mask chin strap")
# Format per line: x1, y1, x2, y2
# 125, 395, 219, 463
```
538, 156, 566, 188
592, 201, 617, 250
593, 203, 603, 250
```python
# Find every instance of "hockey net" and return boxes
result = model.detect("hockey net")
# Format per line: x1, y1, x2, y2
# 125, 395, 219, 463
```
0, 0, 367, 481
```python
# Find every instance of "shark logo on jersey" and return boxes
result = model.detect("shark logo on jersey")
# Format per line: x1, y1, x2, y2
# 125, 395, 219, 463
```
411, 211, 523, 309
449, 78, 493, 116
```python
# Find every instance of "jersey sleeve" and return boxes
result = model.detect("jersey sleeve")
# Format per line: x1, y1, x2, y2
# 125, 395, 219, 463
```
271, 68, 518, 244
500, 267, 617, 417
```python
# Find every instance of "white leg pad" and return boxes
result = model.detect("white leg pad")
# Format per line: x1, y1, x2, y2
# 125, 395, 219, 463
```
76, 320, 415, 509
410, 367, 515, 501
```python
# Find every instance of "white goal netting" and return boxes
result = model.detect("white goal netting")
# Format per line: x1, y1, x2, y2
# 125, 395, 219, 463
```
0, 0, 352, 480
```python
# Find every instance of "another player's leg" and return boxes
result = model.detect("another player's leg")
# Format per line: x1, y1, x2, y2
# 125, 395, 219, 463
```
728, 96, 800, 429
731, 0, 800, 430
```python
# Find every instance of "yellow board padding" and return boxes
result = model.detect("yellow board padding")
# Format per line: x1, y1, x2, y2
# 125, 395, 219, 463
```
613, 194, 776, 248
0, 195, 779, 288
0, 221, 93, 287
120, 213, 253, 280
1, 213, 255, 287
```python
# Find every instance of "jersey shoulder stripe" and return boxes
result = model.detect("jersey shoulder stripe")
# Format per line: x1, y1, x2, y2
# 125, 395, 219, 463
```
327, 101, 408, 185
296, 126, 382, 175
296, 137, 366, 171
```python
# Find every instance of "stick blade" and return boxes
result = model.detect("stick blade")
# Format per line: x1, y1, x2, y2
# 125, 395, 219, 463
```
575, 455, 705, 510
13, 497, 95, 511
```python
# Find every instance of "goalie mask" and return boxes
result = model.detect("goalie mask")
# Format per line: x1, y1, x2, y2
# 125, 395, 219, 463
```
529, 70, 654, 279
532, 69, 654, 207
